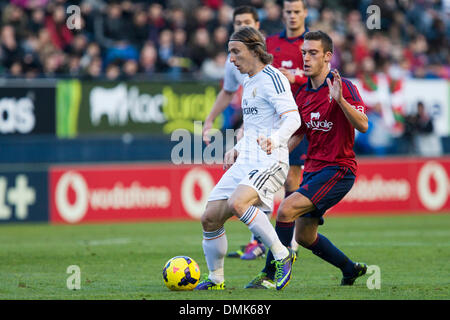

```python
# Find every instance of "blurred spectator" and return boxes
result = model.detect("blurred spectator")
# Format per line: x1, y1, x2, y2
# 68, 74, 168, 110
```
80, 41, 101, 70
212, 26, 229, 52
28, 7, 46, 34
166, 7, 186, 31
260, 1, 284, 36
148, 3, 166, 44
122, 59, 138, 79
403, 101, 443, 156
139, 42, 158, 75
45, 5, 73, 51
105, 62, 121, 80
104, 41, 138, 67
189, 27, 214, 70
94, 2, 131, 48
2, 3, 29, 40
172, 28, 192, 72
201, 50, 226, 80
131, 10, 149, 49
0, 25, 23, 70
156, 29, 174, 72
42, 51, 66, 77
83, 55, 102, 79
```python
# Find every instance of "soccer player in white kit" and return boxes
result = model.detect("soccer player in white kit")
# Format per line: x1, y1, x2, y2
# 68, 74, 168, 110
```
195, 26, 300, 291
203, 6, 271, 261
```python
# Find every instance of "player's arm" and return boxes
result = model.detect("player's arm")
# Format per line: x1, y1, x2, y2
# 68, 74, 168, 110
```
279, 68, 307, 94
203, 88, 235, 144
288, 133, 304, 153
258, 75, 301, 154
327, 69, 368, 133
258, 108, 301, 155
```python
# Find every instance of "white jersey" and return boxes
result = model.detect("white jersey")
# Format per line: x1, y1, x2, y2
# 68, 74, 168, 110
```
223, 54, 246, 92
235, 65, 299, 165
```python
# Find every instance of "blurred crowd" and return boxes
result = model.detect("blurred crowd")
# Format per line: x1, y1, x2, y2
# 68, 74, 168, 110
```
0, 0, 448, 80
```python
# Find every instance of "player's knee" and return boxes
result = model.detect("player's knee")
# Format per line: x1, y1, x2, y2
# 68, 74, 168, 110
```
295, 233, 316, 248
277, 201, 295, 222
200, 210, 219, 231
284, 175, 300, 192
227, 197, 246, 218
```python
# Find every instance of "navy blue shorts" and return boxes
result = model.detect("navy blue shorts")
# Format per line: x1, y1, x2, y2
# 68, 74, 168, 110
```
289, 137, 308, 166
297, 166, 355, 225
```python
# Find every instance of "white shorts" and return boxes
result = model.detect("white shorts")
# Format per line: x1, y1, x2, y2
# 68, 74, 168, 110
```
208, 160, 288, 212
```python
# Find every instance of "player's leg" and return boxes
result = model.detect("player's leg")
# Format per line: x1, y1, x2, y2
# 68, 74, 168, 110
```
295, 216, 368, 286
287, 166, 367, 285
238, 210, 270, 260
196, 164, 242, 290
246, 191, 315, 288
285, 138, 308, 252
195, 199, 233, 290
228, 184, 290, 262
284, 165, 302, 253
229, 175, 296, 290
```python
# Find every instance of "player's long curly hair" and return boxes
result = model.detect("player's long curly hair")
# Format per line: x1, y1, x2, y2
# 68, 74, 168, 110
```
229, 26, 273, 65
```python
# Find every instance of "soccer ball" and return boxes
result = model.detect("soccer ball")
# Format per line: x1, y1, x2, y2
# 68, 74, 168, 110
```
162, 256, 201, 291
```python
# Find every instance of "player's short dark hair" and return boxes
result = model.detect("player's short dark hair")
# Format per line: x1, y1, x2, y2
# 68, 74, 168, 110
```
304, 30, 333, 54
233, 6, 259, 23
229, 26, 273, 64
283, 0, 307, 9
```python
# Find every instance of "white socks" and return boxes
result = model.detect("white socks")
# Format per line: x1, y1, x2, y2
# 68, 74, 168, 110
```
202, 226, 227, 284
202, 207, 288, 285
240, 206, 288, 260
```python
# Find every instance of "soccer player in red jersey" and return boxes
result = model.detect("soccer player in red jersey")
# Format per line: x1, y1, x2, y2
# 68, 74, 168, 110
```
247, 30, 369, 288
266, 0, 308, 90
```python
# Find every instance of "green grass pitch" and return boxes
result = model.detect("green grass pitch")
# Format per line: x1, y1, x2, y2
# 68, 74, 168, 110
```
0, 214, 449, 300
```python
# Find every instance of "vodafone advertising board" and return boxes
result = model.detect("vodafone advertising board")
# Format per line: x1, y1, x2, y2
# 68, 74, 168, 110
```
50, 158, 450, 224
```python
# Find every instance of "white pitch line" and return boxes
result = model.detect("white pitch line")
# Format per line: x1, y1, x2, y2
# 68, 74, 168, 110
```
81, 238, 131, 246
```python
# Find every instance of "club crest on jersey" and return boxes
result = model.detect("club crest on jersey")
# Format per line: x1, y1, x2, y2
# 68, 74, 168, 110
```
306, 112, 333, 132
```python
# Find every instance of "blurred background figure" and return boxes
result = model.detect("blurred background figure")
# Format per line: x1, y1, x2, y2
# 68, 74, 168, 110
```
403, 101, 443, 157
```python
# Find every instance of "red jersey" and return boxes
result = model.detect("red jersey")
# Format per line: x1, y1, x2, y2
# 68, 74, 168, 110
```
294, 72, 366, 174
266, 29, 308, 88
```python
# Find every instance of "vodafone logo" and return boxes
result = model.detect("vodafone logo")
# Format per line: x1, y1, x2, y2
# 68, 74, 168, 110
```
54, 170, 172, 223
181, 168, 215, 219
55, 171, 89, 223
417, 161, 449, 211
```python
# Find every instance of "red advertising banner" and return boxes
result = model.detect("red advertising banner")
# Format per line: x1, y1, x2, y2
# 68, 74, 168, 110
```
49, 157, 450, 224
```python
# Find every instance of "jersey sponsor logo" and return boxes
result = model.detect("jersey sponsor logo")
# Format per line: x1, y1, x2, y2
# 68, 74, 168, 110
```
281, 60, 293, 68
243, 107, 258, 115
306, 112, 334, 132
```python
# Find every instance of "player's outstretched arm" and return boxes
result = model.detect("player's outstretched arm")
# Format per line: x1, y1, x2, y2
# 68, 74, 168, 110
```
203, 89, 235, 144
258, 110, 301, 154
288, 133, 304, 153
327, 69, 368, 133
